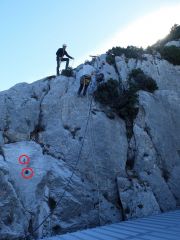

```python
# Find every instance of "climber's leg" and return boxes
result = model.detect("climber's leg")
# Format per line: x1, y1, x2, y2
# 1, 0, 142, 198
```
83, 83, 90, 96
78, 84, 83, 95
61, 58, 69, 70
78, 76, 85, 96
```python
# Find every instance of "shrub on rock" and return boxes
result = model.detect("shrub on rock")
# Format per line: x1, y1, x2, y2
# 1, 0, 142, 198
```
129, 69, 158, 93
61, 67, 74, 77
94, 79, 139, 122
157, 46, 180, 65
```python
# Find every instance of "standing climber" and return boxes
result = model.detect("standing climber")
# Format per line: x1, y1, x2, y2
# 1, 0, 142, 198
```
77, 62, 95, 96
56, 44, 74, 75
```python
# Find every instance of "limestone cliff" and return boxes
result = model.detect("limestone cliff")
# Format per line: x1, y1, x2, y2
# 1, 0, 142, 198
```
0, 41, 180, 240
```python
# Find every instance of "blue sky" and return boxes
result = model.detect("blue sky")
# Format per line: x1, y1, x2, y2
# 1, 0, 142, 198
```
0, 0, 180, 91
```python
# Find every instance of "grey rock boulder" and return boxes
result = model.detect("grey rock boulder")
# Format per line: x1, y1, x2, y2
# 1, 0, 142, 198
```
117, 176, 160, 219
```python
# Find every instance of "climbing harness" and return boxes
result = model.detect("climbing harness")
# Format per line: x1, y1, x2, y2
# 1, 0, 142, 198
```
81, 75, 91, 86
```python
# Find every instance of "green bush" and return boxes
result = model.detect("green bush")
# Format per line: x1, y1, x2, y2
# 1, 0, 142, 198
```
157, 46, 180, 65
169, 24, 180, 40
150, 25, 180, 65
150, 24, 180, 50
106, 54, 115, 65
129, 69, 144, 78
117, 89, 139, 122
94, 79, 139, 122
146, 46, 154, 55
129, 69, 158, 93
94, 79, 120, 105
107, 46, 144, 60
61, 67, 74, 77
157, 24, 180, 46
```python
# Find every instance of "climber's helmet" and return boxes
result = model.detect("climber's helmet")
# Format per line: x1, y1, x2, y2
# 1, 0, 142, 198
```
63, 44, 67, 48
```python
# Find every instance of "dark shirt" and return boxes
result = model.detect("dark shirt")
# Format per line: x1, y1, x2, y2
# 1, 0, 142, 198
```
56, 48, 73, 59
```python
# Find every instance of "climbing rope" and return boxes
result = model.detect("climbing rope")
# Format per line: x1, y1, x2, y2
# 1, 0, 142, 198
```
23, 96, 94, 240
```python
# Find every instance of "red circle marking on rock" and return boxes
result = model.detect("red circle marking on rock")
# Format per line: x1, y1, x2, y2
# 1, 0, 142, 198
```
21, 168, 34, 179
18, 154, 30, 165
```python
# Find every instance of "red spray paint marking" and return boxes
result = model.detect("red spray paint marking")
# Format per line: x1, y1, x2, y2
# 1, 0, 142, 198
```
18, 154, 34, 179
21, 168, 34, 179
18, 154, 30, 165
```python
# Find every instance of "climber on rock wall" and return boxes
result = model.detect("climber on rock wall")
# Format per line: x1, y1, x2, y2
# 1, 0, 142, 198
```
77, 61, 95, 97
56, 44, 74, 75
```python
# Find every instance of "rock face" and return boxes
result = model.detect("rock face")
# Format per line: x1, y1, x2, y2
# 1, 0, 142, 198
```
0, 47, 180, 239
117, 177, 160, 219
165, 39, 180, 47
115, 53, 180, 91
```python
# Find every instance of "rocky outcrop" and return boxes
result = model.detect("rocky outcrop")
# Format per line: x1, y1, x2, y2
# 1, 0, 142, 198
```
0, 75, 126, 239
115, 53, 180, 91
165, 39, 180, 47
0, 47, 180, 239
122, 90, 180, 214
117, 176, 160, 219
113, 51, 180, 220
